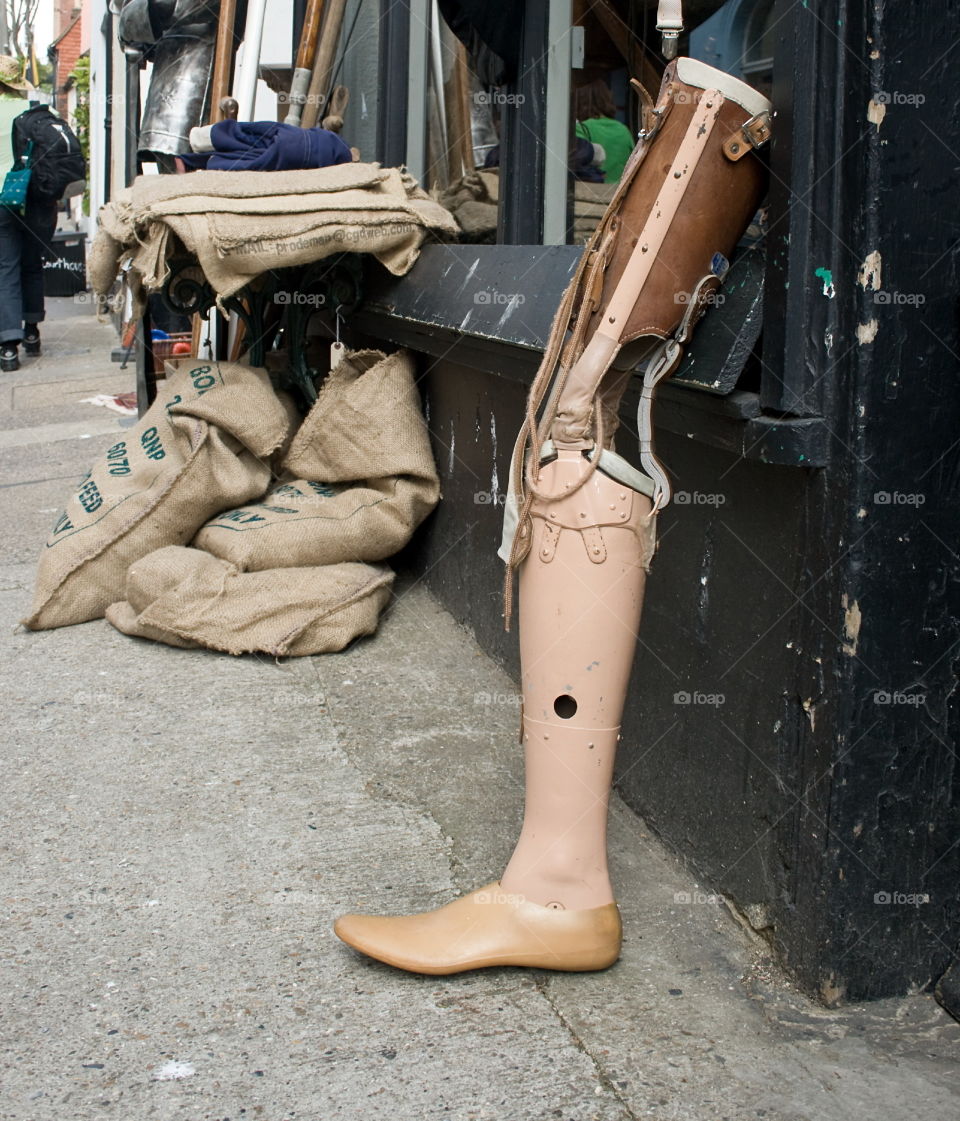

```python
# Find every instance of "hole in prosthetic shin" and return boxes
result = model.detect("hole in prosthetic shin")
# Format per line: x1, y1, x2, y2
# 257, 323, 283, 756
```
554, 694, 578, 719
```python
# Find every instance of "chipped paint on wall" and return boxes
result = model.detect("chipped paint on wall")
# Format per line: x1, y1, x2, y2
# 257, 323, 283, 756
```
858, 250, 882, 291
842, 593, 862, 656
867, 99, 886, 128
857, 319, 879, 345
457, 257, 480, 294
494, 294, 524, 331
490, 413, 499, 504
815, 267, 835, 297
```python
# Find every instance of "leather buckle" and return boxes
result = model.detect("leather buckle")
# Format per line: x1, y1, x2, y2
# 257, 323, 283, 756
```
723, 111, 772, 161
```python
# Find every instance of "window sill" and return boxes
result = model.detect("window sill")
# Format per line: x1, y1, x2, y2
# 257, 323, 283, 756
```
353, 245, 829, 468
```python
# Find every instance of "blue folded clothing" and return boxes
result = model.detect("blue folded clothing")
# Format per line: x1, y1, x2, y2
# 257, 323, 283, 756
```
181, 120, 353, 172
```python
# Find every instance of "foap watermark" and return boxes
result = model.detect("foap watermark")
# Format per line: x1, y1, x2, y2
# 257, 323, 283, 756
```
274, 291, 325, 307
83, 92, 129, 109
674, 88, 721, 106
673, 690, 725, 707
673, 890, 725, 905
873, 491, 925, 506
874, 890, 929, 906
474, 691, 523, 707
72, 690, 126, 709
474, 888, 527, 905
873, 290, 926, 306
269, 690, 323, 707
873, 90, 926, 107
474, 290, 526, 307
873, 690, 925, 707
675, 290, 725, 307
674, 490, 726, 506
72, 291, 97, 305
277, 91, 332, 107
474, 491, 506, 506
474, 90, 525, 107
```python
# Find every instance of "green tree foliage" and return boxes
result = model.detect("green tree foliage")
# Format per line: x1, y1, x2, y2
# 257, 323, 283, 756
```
68, 55, 89, 215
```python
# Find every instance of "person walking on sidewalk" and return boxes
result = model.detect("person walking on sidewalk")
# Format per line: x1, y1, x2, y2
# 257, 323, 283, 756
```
0, 56, 55, 373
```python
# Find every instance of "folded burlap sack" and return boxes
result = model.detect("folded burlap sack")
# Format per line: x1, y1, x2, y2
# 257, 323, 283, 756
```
105, 546, 394, 657
91, 164, 459, 301
24, 361, 293, 630
193, 349, 439, 571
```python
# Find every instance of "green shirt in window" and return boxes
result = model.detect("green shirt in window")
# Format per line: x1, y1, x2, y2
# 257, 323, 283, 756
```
575, 116, 635, 184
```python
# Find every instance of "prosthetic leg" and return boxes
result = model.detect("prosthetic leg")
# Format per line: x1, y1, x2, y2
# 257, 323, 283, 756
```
334, 58, 771, 974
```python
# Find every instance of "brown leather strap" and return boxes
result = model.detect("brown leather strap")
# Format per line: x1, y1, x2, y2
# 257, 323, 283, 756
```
629, 78, 656, 137
723, 111, 772, 161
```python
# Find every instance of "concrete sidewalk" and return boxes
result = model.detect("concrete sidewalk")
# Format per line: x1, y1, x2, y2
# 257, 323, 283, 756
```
1, 300, 958, 1121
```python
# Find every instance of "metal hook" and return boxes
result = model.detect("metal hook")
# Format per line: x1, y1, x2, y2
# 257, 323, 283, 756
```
331, 304, 346, 370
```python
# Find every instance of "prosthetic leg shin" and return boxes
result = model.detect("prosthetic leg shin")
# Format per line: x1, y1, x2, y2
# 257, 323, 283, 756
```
334, 59, 771, 975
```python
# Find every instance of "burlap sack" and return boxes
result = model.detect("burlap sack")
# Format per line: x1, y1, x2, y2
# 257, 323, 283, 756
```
193, 349, 439, 571
24, 361, 293, 630
86, 228, 124, 298
105, 546, 394, 657
94, 165, 458, 300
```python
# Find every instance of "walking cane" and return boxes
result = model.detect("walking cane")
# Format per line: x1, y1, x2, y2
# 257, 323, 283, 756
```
285, 0, 327, 126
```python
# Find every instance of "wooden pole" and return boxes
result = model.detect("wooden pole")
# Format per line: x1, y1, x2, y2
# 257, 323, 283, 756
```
443, 33, 474, 182
285, 0, 326, 125
209, 0, 238, 124
300, 0, 348, 129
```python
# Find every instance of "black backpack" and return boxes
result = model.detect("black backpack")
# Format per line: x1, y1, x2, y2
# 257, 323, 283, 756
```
12, 105, 86, 202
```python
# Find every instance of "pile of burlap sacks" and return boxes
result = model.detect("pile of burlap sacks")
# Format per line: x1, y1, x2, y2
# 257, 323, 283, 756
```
23, 349, 439, 657
88, 163, 459, 310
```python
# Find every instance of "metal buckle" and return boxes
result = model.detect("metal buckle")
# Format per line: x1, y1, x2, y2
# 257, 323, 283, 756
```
744, 112, 772, 148
723, 112, 772, 161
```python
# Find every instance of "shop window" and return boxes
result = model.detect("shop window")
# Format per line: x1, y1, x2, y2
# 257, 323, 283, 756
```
424, 11, 501, 243
740, 0, 776, 98
372, 1, 814, 416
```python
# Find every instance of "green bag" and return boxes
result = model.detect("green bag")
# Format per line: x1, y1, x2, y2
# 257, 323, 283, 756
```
0, 140, 33, 214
